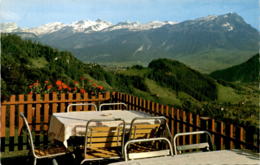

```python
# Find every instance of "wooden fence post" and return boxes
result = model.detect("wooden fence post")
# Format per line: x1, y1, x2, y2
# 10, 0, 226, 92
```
18, 95, 25, 150
1, 102, 6, 152
9, 95, 16, 151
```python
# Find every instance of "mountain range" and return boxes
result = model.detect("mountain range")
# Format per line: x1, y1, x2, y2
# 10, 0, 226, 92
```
1, 13, 259, 73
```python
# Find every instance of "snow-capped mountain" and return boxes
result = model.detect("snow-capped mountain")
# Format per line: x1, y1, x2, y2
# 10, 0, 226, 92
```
1, 13, 258, 72
0, 19, 177, 35
103, 21, 177, 31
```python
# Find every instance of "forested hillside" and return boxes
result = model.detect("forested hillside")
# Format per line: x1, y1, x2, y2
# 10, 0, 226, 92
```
1, 34, 112, 97
1, 34, 258, 127
210, 54, 259, 83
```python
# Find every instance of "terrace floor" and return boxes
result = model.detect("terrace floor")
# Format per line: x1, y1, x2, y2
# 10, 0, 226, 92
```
0, 150, 122, 165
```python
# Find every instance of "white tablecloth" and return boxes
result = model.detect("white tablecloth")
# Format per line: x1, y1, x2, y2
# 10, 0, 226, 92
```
109, 150, 260, 165
48, 110, 153, 147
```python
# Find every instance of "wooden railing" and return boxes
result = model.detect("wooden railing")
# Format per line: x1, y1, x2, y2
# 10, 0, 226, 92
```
0, 92, 110, 152
0, 91, 259, 153
111, 92, 259, 152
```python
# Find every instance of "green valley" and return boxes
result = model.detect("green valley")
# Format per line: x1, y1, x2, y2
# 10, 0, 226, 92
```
1, 34, 259, 127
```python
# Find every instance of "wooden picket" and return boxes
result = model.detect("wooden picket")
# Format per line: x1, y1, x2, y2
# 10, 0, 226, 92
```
112, 92, 259, 152
0, 92, 110, 152
0, 91, 259, 153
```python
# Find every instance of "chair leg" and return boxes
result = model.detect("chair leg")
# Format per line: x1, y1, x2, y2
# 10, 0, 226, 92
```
52, 158, 58, 165
33, 158, 37, 165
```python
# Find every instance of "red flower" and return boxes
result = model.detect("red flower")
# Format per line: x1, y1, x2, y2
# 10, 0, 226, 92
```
28, 92, 33, 95
47, 85, 52, 89
88, 79, 93, 82
29, 85, 33, 89
92, 83, 97, 87
97, 86, 104, 90
62, 83, 68, 89
56, 80, 62, 86
58, 86, 62, 90
80, 88, 86, 94
44, 80, 49, 84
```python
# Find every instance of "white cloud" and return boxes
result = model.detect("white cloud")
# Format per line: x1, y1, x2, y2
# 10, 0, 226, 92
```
0, 10, 20, 21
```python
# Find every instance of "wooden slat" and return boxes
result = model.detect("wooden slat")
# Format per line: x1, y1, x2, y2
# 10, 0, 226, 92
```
18, 95, 25, 150
210, 119, 215, 145
83, 93, 89, 111
18, 95, 25, 135
171, 107, 175, 135
87, 136, 123, 142
87, 141, 122, 148
1, 105, 6, 137
1, 104, 6, 152
9, 96, 16, 137
52, 93, 58, 113
35, 94, 41, 131
88, 132, 123, 137
219, 122, 224, 150
175, 109, 180, 146
60, 93, 66, 112
9, 95, 16, 151
133, 124, 160, 129
229, 124, 234, 149
187, 113, 193, 146
91, 95, 96, 111
75, 93, 81, 111
239, 127, 244, 149
43, 94, 49, 131
194, 115, 200, 145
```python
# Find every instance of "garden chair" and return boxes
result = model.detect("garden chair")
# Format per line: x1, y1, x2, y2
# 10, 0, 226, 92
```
80, 119, 126, 164
20, 112, 73, 165
124, 137, 174, 161
66, 103, 97, 112
128, 116, 173, 141
173, 131, 213, 155
99, 102, 127, 111
127, 117, 173, 154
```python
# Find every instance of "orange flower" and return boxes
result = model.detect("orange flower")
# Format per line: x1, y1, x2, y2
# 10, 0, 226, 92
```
44, 80, 49, 84
29, 85, 33, 89
92, 83, 97, 87
56, 80, 62, 86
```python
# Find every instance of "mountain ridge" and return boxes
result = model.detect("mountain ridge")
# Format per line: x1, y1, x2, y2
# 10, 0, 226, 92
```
210, 53, 259, 83
1, 12, 258, 73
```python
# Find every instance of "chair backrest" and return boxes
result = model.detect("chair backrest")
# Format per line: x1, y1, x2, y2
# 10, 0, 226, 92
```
83, 119, 126, 160
66, 103, 97, 112
99, 102, 127, 111
20, 112, 36, 156
124, 137, 174, 161
173, 131, 213, 155
128, 117, 172, 141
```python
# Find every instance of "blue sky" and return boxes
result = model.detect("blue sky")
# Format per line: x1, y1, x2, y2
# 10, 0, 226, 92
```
0, 0, 259, 28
